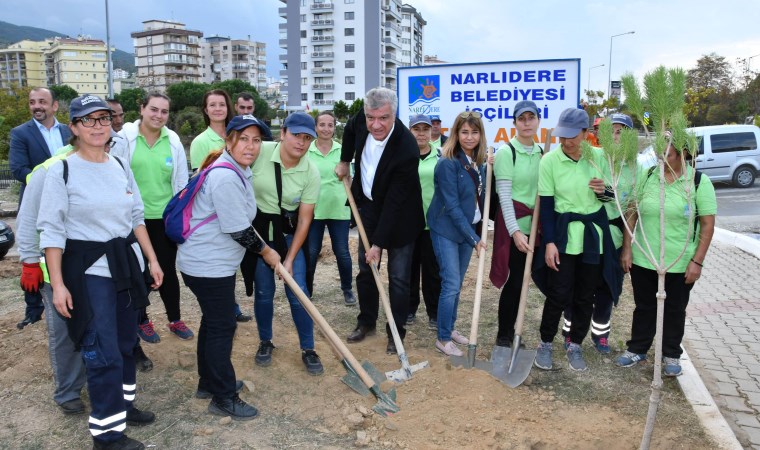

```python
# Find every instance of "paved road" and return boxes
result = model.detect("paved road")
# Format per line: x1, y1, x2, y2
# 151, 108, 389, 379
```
685, 241, 760, 449
712, 182, 760, 235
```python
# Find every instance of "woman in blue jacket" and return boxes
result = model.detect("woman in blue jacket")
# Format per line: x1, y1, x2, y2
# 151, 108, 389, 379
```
426, 111, 487, 356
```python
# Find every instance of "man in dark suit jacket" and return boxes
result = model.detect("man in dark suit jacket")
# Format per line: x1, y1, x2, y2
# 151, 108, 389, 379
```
335, 87, 425, 353
9, 87, 71, 329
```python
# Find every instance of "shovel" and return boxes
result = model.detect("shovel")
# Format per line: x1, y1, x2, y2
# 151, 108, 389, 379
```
491, 128, 553, 387
450, 147, 494, 373
273, 256, 400, 416
342, 177, 430, 383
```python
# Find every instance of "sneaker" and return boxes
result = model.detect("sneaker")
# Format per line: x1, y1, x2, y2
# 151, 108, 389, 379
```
566, 343, 588, 372
592, 337, 611, 354
208, 395, 259, 421
428, 318, 438, 331
436, 340, 463, 357
406, 313, 416, 325
534, 341, 553, 370
236, 313, 252, 322
137, 320, 160, 344
343, 290, 357, 306
16, 314, 41, 330
196, 380, 244, 399
93, 434, 145, 450
168, 321, 194, 340
134, 345, 153, 373
663, 357, 683, 377
451, 330, 469, 345
616, 350, 647, 367
302, 350, 324, 376
563, 335, 571, 350
255, 341, 275, 367
126, 407, 155, 426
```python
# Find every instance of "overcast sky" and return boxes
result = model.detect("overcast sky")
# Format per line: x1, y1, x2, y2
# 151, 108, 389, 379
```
4, 0, 760, 96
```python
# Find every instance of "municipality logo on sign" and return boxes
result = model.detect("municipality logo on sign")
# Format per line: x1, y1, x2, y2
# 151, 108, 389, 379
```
408, 75, 440, 115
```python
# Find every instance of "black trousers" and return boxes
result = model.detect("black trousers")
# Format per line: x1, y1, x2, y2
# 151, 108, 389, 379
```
355, 207, 413, 341
182, 273, 238, 401
497, 238, 528, 341
627, 265, 694, 358
539, 253, 602, 344
140, 219, 181, 323
409, 229, 440, 321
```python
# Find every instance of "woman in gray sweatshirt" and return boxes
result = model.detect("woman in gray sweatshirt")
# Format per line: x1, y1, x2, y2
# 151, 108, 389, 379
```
37, 94, 163, 450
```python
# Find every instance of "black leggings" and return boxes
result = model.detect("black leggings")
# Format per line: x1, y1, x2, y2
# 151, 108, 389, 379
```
140, 219, 181, 323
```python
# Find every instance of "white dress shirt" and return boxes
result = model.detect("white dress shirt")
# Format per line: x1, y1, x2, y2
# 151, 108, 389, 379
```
360, 124, 395, 201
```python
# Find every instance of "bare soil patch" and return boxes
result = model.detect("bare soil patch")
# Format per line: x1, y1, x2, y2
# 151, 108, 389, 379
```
0, 236, 712, 449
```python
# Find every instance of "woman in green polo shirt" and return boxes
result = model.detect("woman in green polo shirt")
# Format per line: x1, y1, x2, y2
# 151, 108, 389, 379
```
112, 92, 192, 343
493, 101, 543, 347
616, 139, 716, 376
189, 89, 234, 171
251, 112, 324, 376
305, 111, 356, 305
406, 114, 441, 330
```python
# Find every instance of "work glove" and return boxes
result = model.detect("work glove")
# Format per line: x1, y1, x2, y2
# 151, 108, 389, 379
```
20, 262, 44, 294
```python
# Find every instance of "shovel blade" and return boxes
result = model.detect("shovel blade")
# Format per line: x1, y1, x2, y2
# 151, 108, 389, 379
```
385, 360, 429, 383
370, 386, 399, 416
341, 360, 387, 397
490, 345, 535, 387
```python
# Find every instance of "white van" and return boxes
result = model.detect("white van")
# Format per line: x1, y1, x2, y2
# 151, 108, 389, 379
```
637, 125, 760, 188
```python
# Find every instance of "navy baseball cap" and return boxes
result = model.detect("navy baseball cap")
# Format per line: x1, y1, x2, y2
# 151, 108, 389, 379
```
610, 113, 634, 129
409, 114, 432, 127
283, 112, 317, 138
226, 115, 273, 141
554, 108, 590, 138
429, 115, 442, 122
69, 94, 112, 120
514, 100, 539, 119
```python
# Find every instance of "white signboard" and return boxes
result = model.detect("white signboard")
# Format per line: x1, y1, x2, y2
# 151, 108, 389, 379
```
398, 59, 581, 146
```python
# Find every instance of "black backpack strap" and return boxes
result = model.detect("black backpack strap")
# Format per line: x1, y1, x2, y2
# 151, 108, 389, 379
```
62, 159, 68, 185
506, 142, 517, 166
693, 170, 703, 241
274, 161, 283, 209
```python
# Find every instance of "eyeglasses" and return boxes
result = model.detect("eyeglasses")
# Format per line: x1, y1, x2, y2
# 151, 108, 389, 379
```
77, 115, 113, 127
459, 111, 483, 119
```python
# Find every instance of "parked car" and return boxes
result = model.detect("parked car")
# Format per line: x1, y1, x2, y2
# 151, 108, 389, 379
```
0, 220, 14, 260
637, 125, 760, 188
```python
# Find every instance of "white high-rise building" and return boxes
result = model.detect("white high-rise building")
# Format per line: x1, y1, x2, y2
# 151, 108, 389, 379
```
278, 0, 425, 111
200, 36, 268, 91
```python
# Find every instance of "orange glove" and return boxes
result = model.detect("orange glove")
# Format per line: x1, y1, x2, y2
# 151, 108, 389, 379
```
20, 262, 44, 294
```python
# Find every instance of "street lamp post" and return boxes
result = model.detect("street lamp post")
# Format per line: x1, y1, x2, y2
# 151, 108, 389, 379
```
587, 64, 605, 94
607, 31, 635, 112
747, 53, 760, 73
105, 0, 114, 98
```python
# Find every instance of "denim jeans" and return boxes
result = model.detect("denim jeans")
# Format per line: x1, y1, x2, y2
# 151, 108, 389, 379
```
431, 231, 474, 342
254, 234, 314, 349
306, 219, 353, 294
181, 273, 238, 402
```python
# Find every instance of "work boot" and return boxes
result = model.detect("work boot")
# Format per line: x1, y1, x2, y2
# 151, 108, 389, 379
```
59, 398, 85, 415
343, 290, 357, 306
92, 435, 145, 450
16, 313, 41, 330
208, 395, 259, 421
347, 325, 375, 343
126, 407, 155, 426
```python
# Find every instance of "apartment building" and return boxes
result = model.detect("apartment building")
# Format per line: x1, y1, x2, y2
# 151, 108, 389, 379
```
400, 5, 425, 67
46, 37, 110, 96
200, 36, 268, 91
131, 20, 203, 92
0, 40, 48, 90
278, 0, 425, 111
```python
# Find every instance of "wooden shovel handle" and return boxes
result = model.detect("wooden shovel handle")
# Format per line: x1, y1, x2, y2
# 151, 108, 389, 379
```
468, 146, 494, 345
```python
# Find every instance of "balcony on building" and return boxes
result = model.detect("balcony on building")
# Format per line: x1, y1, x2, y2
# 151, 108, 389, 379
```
313, 99, 335, 106
279, 54, 288, 62
384, 21, 401, 33
311, 19, 334, 29
311, 67, 334, 74
312, 83, 334, 91
311, 34, 334, 42
311, 51, 334, 60
278, 7, 287, 18
311, 2, 334, 10
383, 5, 402, 20
384, 68, 397, 78
384, 36, 401, 50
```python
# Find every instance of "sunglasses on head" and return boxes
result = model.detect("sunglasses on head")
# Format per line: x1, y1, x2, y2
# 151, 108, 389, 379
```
459, 111, 482, 119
